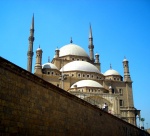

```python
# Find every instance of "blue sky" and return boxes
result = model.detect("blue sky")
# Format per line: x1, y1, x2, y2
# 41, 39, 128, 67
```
0, 0, 150, 128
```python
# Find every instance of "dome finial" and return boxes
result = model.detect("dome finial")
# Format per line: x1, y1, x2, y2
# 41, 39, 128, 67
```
56, 46, 58, 50
70, 37, 73, 43
123, 56, 128, 62
39, 44, 40, 48
110, 63, 112, 69
48, 56, 50, 63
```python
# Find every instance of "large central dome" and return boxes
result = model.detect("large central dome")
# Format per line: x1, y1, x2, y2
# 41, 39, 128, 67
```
59, 43, 89, 57
60, 61, 100, 74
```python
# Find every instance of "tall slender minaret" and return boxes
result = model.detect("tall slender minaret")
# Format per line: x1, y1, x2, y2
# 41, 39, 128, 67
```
123, 58, 131, 81
27, 14, 34, 72
88, 24, 94, 62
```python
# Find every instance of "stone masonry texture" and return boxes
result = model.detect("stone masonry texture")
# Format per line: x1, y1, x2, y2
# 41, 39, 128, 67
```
0, 56, 149, 136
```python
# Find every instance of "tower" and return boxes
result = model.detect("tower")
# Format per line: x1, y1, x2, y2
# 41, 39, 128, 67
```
88, 24, 94, 62
95, 53, 101, 72
122, 58, 137, 125
34, 46, 43, 74
95, 53, 99, 63
27, 15, 34, 72
123, 58, 131, 81
55, 47, 60, 58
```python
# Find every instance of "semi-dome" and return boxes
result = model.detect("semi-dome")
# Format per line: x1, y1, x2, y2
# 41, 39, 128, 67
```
71, 80, 104, 88
59, 43, 89, 57
42, 63, 58, 70
104, 69, 120, 76
60, 61, 101, 74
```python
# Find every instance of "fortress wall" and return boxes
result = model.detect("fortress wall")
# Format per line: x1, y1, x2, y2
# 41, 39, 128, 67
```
0, 57, 149, 136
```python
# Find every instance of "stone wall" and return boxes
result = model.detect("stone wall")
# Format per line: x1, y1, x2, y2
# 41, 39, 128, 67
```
0, 56, 149, 136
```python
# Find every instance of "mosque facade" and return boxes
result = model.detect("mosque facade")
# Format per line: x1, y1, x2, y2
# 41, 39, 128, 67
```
27, 15, 140, 126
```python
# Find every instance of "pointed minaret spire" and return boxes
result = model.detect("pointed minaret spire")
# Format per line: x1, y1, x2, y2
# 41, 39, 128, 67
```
89, 23, 93, 38
31, 14, 34, 30
88, 23, 94, 62
70, 37, 73, 43
27, 14, 35, 73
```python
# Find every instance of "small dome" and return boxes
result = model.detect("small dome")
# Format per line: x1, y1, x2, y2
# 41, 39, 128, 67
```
36, 47, 42, 51
71, 80, 104, 88
59, 43, 89, 57
60, 61, 101, 74
42, 63, 58, 70
104, 69, 120, 76
123, 58, 128, 62
55, 47, 59, 51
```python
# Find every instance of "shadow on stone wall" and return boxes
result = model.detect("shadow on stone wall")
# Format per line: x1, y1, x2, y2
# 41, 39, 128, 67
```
0, 56, 149, 136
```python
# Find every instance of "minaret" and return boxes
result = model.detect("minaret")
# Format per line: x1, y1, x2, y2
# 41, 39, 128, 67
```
88, 24, 94, 62
55, 47, 60, 58
34, 45, 43, 74
123, 58, 136, 125
95, 53, 101, 72
123, 58, 131, 81
27, 14, 34, 73
95, 53, 99, 63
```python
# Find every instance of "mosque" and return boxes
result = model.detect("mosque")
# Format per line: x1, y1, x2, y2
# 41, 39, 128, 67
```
27, 15, 140, 126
